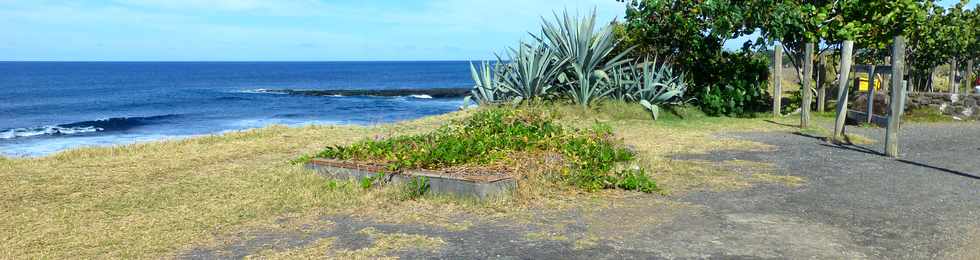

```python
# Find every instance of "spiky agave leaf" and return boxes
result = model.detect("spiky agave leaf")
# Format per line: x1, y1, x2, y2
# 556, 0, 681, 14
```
633, 58, 688, 120
538, 9, 634, 107
465, 61, 508, 106
498, 42, 569, 102
609, 61, 641, 101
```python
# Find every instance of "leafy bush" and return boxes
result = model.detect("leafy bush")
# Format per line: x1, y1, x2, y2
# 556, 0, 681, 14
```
614, 168, 658, 193
310, 108, 657, 193
696, 52, 771, 117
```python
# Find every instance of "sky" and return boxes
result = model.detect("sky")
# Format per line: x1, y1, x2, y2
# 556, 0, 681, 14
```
0, 0, 626, 61
0, 0, 975, 61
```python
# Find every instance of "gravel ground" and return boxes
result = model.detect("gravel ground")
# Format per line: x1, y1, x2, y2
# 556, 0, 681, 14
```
671, 122, 980, 259
182, 122, 980, 259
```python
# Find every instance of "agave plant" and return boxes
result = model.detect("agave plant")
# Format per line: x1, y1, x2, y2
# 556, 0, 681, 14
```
633, 59, 689, 120
464, 61, 508, 106
498, 42, 569, 104
608, 62, 640, 101
538, 9, 633, 107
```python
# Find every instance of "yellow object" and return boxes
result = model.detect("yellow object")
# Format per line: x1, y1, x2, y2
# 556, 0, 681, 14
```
858, 76, 881, 92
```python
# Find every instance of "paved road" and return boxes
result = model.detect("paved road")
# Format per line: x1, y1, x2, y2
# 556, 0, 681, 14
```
183, 122, 980, 259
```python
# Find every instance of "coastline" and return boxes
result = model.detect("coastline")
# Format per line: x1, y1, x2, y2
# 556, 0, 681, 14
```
0, 112, 459, 158
257, 87, 470, 98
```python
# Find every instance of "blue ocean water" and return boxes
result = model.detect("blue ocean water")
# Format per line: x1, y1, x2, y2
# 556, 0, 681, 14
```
0, 61, 471, 157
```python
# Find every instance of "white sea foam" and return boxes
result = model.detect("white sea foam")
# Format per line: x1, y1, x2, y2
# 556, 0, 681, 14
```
408, 94, 433, 99
240, 88, 286, 94
0, 126, 102, 140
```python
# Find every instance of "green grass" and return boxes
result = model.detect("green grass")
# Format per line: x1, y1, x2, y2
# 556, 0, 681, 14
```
905, 107, 955, 123
306, 107, 656, 193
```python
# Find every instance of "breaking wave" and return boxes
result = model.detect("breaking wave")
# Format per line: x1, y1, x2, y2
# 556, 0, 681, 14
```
0, 114, 181, 140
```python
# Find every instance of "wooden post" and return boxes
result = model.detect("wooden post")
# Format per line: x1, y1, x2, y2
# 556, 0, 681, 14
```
773, 44, 783, 117
966, 59, 974, 93
886, 36, 906, 158
949, 58, 957, 94
866, 65, 877, 124
833, 40, 854, 141
801, 43, 814, 128
817, 54, 827, 112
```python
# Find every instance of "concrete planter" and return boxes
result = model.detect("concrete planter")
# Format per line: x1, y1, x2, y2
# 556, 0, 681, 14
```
306, 158, 515, 199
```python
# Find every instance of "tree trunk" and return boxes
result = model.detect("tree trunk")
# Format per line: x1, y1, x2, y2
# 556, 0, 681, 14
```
801, 43, 814, 128
833, 41, 855, 141
886, 36, 906, 158
773, 45, 783, 117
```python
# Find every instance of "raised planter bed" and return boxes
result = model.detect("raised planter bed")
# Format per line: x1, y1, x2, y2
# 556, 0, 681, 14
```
306, 158, 515, 199
846, 110, 889, 127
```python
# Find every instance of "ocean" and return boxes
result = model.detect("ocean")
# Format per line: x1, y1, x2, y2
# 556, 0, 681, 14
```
0, 61, 472, 157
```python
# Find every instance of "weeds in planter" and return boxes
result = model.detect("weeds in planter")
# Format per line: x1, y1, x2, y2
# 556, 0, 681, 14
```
325, 180, 350, 190
360, 173, 387, 189
401, 176, 430, 200
306, 107, 659, 193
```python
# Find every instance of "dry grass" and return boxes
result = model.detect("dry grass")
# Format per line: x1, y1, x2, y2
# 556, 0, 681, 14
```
0, 104, 816, 258
332, 227, 446, 259
549, 103, 808, 193
0, 113, 461, 259
797, 126, 876, 145
244, 227, 445, 259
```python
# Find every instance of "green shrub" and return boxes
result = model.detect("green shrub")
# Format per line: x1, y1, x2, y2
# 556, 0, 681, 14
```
309, 107, 658, 193
614, 168, 658, 193
696, 52, 771, 117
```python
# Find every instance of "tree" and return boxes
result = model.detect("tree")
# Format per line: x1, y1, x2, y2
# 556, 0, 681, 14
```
615, 0, 771, 116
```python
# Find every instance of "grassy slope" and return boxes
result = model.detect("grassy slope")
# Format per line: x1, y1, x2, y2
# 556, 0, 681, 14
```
0, 105, 826, 258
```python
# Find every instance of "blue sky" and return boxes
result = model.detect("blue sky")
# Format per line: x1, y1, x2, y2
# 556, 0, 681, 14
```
0, 0, 625, 61
1, 0, 975, 61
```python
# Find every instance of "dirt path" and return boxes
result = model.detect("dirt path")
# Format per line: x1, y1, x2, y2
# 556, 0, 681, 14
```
182, 122, 980, 259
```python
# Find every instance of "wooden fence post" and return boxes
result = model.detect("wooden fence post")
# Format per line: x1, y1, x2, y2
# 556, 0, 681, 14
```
886, 36, 906, 158
817, 54, 827, 112
950, 58, 957, 94
833, 40, 855, 141
866, 65, 877, 124
966, 59, 974, 93
773, 44, 783, 117
801, 43, 814, 128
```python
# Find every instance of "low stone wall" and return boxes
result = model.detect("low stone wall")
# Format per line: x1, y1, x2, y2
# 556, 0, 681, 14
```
907, 92, 980, 119
850, 92, 979, 120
